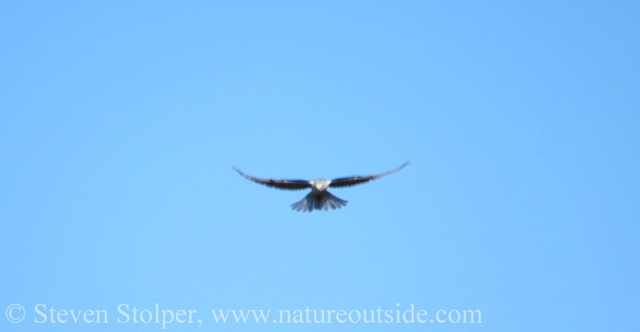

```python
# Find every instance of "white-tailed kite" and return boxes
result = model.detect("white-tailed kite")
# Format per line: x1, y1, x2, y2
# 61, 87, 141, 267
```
233, 162, 409, 212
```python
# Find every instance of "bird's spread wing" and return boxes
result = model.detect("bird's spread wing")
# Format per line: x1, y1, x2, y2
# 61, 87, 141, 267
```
233, 167, 311, 190
329, 162, 409, 188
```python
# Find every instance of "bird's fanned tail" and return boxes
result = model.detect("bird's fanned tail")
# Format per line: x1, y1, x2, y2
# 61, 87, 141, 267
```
291, 191, 348, 212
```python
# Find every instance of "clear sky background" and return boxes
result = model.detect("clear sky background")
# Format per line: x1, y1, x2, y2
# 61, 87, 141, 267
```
1, 1, 639, 331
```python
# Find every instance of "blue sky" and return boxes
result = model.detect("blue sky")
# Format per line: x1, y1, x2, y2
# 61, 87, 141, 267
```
1, 1, 639, 331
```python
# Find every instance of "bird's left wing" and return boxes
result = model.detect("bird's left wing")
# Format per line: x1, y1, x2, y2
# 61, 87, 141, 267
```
329, 162, 409, 188
233, 167, 311, 190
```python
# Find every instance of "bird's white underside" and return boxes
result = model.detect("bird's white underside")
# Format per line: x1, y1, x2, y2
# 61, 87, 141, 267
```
310, 179, 331, 192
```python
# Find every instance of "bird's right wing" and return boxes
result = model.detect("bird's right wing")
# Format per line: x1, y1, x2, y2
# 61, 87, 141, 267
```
329, 162, 409, 188
233, 167, 311, 190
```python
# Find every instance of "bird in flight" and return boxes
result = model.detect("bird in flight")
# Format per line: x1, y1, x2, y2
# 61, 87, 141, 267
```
233, 162, 409, 212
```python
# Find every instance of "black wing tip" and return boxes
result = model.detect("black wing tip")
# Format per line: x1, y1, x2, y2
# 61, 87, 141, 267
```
232, 166, 252, 179
400, 161, 410, 168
